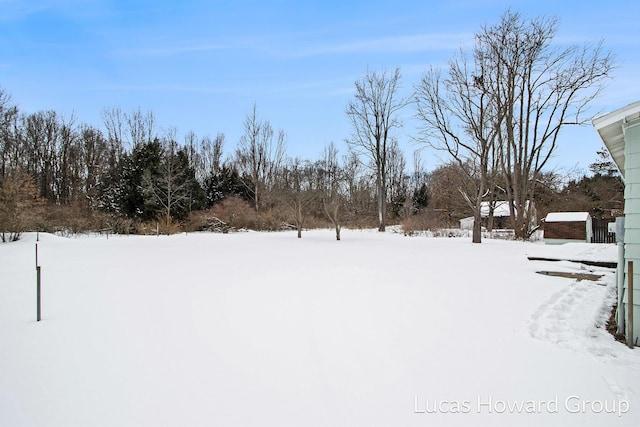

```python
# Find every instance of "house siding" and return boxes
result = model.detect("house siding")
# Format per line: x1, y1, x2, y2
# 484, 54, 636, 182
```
625, 167, 640, 183
623, 118, 640, 344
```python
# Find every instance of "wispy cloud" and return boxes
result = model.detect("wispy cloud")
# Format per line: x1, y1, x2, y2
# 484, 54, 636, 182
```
116, 32, 473, 59
287, 32, 473, 58
0, 0, 50, 20
86, 83, 236, 95
0, 0, 105, 21
114, 38, 257, 57
111, 31, 277, 58
116, 43, 233, 57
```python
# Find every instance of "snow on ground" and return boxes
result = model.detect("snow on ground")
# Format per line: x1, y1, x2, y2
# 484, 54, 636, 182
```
527, 242, 619, 264
1, 230, 639, 426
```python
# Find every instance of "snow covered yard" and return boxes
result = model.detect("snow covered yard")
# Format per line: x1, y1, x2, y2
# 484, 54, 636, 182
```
1, 230, 638, 426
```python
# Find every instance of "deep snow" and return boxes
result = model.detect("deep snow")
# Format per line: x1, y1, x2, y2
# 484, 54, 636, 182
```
1, 230, 638, 426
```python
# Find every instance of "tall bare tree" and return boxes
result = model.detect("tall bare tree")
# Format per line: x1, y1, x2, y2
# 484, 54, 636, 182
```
79, 125, 109, 208
102, 107, 126, 156
415, 57, 499, 243
126, 108, 155, 149
416, 10, 614, 240
19, 110, 61, 201
346, 67, 408, 232
197, 132, 225, 184
55, 113, 79, 204
235, 104, 286, 212
0, 88, 19, 179
479, 10, 614, 238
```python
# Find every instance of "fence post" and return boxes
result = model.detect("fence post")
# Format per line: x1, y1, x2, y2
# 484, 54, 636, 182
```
36, 266, 41, 322
627, 261, 633, 348
628, 261, 634, 348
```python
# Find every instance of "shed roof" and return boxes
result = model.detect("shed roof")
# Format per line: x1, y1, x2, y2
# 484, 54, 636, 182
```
479, 200, 532, 218
545, 212, 591, 222
592, 101, 640, 178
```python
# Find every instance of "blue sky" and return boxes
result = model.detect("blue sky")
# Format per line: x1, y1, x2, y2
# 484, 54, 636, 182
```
1, 0, 639, 174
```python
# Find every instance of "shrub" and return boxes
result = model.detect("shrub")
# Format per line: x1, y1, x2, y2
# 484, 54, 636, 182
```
184, 210, 233, 233
401, 209, 452, 235
0, 173, 43, 242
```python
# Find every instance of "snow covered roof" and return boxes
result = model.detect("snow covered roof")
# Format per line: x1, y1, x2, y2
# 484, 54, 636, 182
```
479, 200, 532, 218
480, 201, 511, 217
545, 212, 591, 222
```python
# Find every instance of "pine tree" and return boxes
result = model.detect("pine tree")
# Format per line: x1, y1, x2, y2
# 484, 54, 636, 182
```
589, 147, 619, 176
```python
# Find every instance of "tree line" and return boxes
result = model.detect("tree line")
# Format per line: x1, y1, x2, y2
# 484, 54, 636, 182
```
0, 10, 618, 242
0, 93, 429, 241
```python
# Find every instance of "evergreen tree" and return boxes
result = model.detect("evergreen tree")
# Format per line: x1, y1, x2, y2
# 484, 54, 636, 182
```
203, 164, 250, 207
118, 139, 163, 220
589, 147, 619, 176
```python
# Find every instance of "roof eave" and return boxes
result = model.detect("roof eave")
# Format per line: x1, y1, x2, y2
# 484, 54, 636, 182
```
593, 101, 640, 179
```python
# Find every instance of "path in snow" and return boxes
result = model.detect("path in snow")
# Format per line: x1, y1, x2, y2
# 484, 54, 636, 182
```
528, 261, 620, 358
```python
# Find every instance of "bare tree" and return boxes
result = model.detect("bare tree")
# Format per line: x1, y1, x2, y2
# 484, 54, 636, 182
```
283, 158, 316, 238
143, 129, 191, 230
415, 56, 499, 243
19, 110, 61, 201
341, 150, 376, 224
386, 139, 408, 218
321, 142, 345, 240
426, 162, 475, 225
478, 10, 614, 239
346, 67, 408, 232
197, 132, 225, 184
407, 150, 429, 215
235, 104, 286, 212
102, 107, 126, 156
184, 130, 199, 176
415, 10, 613, 240
54, 113, 82, 205
126, 108, 155, 148
0, 171, 41, 242
79, 125, 109, 208
0, 88, 19, 179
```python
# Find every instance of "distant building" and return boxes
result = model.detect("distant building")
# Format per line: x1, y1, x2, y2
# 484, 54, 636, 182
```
543, 212, 592, 245
459, 201, 535, 230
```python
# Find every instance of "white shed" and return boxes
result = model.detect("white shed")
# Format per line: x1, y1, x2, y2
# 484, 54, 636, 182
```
459, 216, 474, 230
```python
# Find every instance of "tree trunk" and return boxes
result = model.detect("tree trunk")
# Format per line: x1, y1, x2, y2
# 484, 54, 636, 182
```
487, 201, 494, 232
254, 185, 259, 213
377, 171, 386, 232
472, 209, 482, 243
296, 200, 303, 238
323, 197, 342, 241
